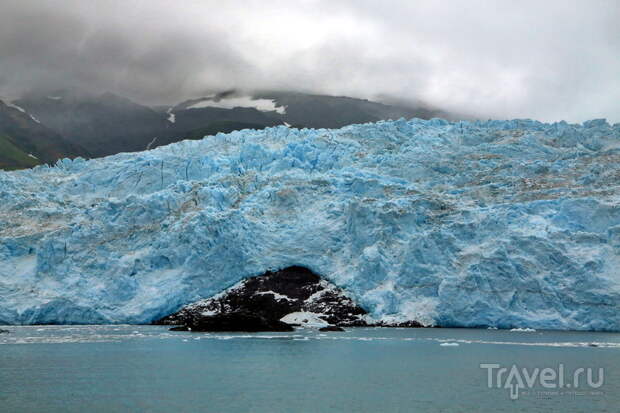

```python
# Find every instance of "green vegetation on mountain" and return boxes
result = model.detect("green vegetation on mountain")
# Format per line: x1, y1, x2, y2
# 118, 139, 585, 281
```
0, 133, 40, 170
0, 100, 89, 171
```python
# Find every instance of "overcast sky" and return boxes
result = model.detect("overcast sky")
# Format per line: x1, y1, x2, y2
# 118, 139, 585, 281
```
0, 0, 618, 122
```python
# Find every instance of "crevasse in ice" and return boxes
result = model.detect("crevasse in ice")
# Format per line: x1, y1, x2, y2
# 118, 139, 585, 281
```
0, 118, 619, 330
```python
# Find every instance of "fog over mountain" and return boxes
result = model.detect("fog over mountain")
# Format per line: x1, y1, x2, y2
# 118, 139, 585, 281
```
0, 0, 618, 123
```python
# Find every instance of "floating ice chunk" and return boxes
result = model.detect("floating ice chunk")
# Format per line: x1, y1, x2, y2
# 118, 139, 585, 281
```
280, 312, 329, 328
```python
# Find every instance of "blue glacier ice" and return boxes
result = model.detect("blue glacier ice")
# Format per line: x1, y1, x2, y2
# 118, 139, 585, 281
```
0, 118, 619, 330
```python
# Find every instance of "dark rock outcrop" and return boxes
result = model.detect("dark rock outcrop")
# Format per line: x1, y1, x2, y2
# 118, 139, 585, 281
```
186, 311, 294, 332
0, 329, 9, 334
319, 326, 345, 332
156, 266, 368, 332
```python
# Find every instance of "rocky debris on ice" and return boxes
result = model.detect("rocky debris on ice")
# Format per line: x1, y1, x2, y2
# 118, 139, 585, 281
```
374, 320, 425, 328
0, 118, 619, 330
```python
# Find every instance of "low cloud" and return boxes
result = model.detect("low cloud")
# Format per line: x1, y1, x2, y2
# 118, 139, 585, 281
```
0, 0, 618, 122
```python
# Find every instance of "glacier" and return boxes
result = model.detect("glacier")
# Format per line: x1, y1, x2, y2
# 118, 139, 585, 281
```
0, 118, 619, 330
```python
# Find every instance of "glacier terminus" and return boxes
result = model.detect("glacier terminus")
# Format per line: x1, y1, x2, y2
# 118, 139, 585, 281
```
0, 118, 619, 330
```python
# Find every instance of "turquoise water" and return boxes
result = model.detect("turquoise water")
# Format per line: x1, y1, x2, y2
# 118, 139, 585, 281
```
1, 326, 618, 412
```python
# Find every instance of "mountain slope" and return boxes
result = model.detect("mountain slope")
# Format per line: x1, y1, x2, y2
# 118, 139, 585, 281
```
15, 91, 170, 157
0, 100, 89, 170
0, 134, 39, 170
258, 91, 450, 128
11, 89, 461, 163
165, 90, 452, 133
179, 121, 272, 141
0, 118, 618, 329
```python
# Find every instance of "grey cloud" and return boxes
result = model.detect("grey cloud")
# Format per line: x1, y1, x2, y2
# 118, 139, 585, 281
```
0, 0, 618, 122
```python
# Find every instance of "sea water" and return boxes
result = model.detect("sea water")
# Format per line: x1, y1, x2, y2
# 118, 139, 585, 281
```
1, 326, 618, 412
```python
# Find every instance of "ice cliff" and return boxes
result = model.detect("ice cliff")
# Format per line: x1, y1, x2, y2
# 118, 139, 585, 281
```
1, 118, 619, 330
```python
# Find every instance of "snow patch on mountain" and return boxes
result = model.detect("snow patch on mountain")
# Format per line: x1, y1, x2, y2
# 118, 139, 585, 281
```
187, 95, 286, 114
0, 118, 619, 330
5, 101, 42, 123
166, 107, 176, 123
6, 102, 26, 113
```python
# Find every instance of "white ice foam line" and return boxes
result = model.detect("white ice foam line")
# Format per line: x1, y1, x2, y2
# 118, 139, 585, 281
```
2, 327, 619, 348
